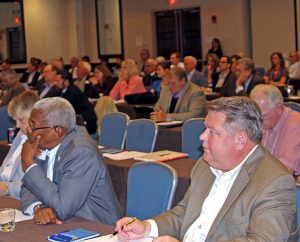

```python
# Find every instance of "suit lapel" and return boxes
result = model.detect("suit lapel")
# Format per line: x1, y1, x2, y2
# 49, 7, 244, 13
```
206, 145, 264, 238
174, 81, 190, 113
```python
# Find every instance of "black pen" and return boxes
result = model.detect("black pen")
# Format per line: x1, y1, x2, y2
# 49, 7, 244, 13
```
110, 217, 136, 238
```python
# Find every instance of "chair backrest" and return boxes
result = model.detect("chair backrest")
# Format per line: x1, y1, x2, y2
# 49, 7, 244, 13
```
126, 161, 178, 220
99, 112, 129, 149
125, 119, 158, 152
0, 106, 15, 140
296, 187, 300, 241
284, 102, 300, 113
182, 118, 205, 160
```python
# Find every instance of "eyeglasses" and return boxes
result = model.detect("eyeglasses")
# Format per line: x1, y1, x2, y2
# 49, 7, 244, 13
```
28, 120, 61, 132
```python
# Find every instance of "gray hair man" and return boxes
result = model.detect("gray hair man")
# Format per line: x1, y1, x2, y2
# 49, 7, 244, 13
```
184, 56, 208, 88
116, 96, 297, 241
75, 61, 91, 92
288, 51, 300, 79
21, 97, 122, 225
250, 84, 300, 179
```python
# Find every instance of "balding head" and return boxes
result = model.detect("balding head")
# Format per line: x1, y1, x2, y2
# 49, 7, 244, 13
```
184, 56, 197, 73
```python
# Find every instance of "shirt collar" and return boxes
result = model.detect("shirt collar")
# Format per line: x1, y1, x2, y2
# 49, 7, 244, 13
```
210, 145, 258, 179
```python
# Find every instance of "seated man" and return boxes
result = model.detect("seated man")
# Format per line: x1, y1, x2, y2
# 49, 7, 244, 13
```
288, 51, 300, 79
20, 97, 122, 225
37, 64, 59, 98
234, 57, 264, 95
142, 58, 158, 87
0, 69, 25, 107
217, 56, 236, 96
184, 56, 208, 88
116, 96, 297, 241
150, 67, 206, 122
250, 84, 300, 179
170, 52, 184, 69
19, 57, 40, 87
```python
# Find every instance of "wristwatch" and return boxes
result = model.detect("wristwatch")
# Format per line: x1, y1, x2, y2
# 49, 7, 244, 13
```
33, 204, 45, 213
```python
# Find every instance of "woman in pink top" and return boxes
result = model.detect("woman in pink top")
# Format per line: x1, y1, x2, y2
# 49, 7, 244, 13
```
109, 59, 146, 100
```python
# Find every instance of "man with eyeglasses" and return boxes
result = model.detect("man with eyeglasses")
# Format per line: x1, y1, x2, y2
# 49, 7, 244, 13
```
20, 97, 122, 225
250, 84, 300, 182
150, 67, 206, 122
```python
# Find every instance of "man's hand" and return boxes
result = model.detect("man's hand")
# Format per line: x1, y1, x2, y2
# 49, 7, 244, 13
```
115, 217, 151, 242
34, 207, 62, 225
0, 183, 8, 196
150, 107, 167, 122
153, 236, 179, 242
21, 135, 41, 171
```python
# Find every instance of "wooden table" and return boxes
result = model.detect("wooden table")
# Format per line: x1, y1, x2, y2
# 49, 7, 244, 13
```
0, 197, 114, 242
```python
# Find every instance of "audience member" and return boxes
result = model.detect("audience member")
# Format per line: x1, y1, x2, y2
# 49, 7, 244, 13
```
19, 57, 40, 87
74, 61, 91, 92
215, 56, 235, 94
116, 96, 297, 242
0, 91, 39, 199
150, 67, 206, 122
155, 56, 166, 64
37, 65, 59, 98
288, 51, 300, 79
207, 38, 223, 59
37, 61, 48, 82
81, 55, 91, 63
230, 54, 242, 74
184, 56, 208, 88
20, 97, 122, 225
234, 57, 264, 95
139, 48, 150, 75
170, 52, 184, 69
68, 56, 79, 81
85, 63, 116, 98
250, 84, 300, 179
151, 61, 170, 94
112, 56, 122, 78
1, 59, 11, 71
202, 53, 219, 88
264, 51, 289, 86
55, 73, 97, 135
0, 69, 25, 107
143, 58, 158, 87
109, 59, 146, 100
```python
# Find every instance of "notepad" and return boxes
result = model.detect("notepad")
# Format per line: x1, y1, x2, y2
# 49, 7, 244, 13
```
135, 150, 189, 162
157, 120, 183, 128
48, 228, 99, 242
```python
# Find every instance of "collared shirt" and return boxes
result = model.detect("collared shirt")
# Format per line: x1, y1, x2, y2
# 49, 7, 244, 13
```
39, 83, 54, 98
262, 107, 300, 174
27, 71, 36, 84
215, 70, 229, 88
288, 61, 300, 79
148, 145, 258, 241
186, 69, 196, 81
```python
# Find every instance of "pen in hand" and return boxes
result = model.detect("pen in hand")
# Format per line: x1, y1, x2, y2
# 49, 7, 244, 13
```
110, 217, 136, 238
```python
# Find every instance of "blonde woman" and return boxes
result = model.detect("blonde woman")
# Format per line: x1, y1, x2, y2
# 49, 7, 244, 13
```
109, 59, 146, 100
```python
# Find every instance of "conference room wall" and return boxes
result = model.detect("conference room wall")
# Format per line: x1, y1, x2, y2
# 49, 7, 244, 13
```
17, 0, 299, 69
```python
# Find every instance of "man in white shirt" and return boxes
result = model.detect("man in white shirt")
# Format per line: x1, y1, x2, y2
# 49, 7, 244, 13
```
170, 52, 185, 69
115, 96, 297, 241
288, 51, 300, 79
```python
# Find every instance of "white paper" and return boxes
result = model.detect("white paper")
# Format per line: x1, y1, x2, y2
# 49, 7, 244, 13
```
103, 151, 147, 160
113, 99, 126, 104
15, 210, 33, 222
157, 121, 183, 127
86, 234, 153, 242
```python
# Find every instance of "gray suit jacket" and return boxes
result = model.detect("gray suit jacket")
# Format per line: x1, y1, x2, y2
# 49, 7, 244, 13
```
154, 145, 298, 241
0, 131, 25, 199
21, 126, 122, 225
155, 81, 206, 121
190, 70, 208, 88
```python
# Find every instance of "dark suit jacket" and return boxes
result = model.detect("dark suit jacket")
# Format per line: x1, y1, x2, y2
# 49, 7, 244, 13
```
220, 72, 237, 97
84, 78, 117, 98
190, 70, 208, 87
56, 85, 97, 134
38, 83, 59, 98
240, 74, 265, 95
21, 126, 122, 225
154, 145, 298, 241
19, 71, 40, 87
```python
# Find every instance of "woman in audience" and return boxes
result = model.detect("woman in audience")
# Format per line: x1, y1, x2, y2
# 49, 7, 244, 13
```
109, 59, 146, 100
85, 63, 116, 99
151, 61, 170, 94
207, 38, 223, 59
264, 51, 289, 86
202, 53, 219, 89
0, 91, 39, 199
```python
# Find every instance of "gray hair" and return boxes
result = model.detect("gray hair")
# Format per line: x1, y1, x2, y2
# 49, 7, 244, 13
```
250, 84, 283, 109
184, 56, 197, 65
237, 57, 255, 74
33, 97, 76, 133
1, 69, 17, 80
79, 61, 91, 73
208, 96, 263, 142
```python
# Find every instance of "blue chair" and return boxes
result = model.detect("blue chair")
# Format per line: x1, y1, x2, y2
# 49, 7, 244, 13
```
0, 106, 15, 140
182, 118, 205, 160
126, 161, 178, 220
126, 119, 158, 152
99, 112, 129, 149
284, 102, 300, 113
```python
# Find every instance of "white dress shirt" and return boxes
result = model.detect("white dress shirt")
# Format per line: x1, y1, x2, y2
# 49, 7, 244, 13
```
148, 145, 258, 241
